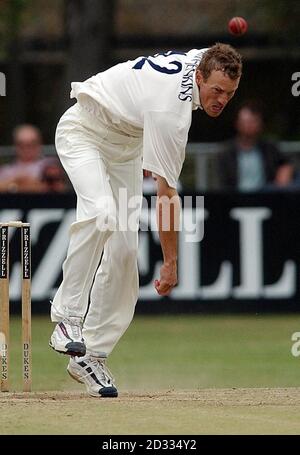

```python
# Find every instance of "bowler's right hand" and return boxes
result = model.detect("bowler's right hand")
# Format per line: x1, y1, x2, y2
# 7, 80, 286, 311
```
154, 262, 177, 296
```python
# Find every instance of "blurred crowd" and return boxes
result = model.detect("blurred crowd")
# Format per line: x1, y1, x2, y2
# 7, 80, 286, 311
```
0, 124, 69, 193
219, 102, 300, 192
1, 105, 300, 194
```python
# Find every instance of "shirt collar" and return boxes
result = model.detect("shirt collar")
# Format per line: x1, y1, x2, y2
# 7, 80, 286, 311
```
192, 71, 203, 111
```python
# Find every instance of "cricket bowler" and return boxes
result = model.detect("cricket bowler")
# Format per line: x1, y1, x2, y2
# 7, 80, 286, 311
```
49, 43, 242, 397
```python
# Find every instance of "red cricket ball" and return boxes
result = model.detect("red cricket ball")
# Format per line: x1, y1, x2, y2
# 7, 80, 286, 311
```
228, 17, 248, 36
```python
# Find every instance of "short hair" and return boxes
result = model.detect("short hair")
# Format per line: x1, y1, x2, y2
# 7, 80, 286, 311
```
198, 43, 242, 81
235, 100, 265, 122
12, 124, 42, 144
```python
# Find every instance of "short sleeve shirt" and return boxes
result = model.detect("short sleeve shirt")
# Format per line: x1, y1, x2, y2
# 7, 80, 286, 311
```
71, 49, 206, 188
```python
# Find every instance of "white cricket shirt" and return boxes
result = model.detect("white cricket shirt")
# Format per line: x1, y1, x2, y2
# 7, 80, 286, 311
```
71, 48, 206, 188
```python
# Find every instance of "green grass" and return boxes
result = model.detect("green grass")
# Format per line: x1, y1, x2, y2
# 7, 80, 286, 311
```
2, 314, 300, 435
6, 313, 300, 391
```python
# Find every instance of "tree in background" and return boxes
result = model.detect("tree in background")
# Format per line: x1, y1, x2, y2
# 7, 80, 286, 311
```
54, 0, 116, 114
65, 0, 116, 82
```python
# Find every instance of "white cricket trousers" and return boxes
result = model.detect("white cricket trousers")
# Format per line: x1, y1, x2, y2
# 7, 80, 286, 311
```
51, 103, 143, 356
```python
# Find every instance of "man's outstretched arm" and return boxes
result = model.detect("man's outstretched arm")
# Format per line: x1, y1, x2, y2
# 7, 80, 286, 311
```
154, 174, 180, 296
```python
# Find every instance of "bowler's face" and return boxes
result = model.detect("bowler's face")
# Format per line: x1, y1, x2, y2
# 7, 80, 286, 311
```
196, 69, 240, 117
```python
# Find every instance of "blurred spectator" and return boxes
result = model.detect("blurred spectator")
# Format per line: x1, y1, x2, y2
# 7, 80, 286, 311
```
219, 102, 292, 191
0, 124, 49, 192
265, 157, 300, 191
41, 158, 69, 193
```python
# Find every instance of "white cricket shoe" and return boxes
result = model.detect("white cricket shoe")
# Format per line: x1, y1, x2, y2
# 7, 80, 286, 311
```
67, 355, 118, 398
49, 316, 86, 357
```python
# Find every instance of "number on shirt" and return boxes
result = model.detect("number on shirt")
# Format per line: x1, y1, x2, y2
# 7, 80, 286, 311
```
132, 51, 186, 74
